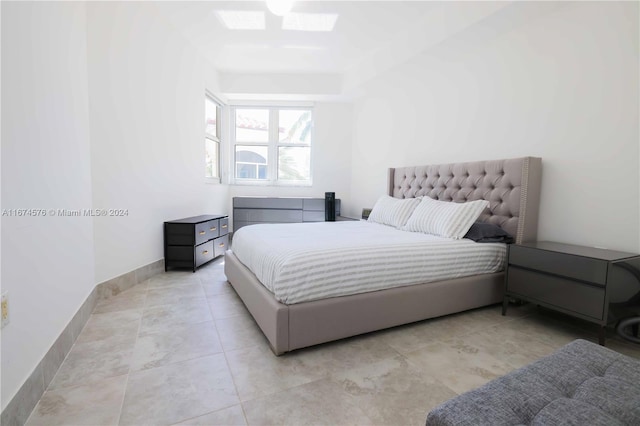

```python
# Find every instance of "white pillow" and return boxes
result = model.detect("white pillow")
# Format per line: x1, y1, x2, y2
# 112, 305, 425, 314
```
403, 197, 489, 239
367, 195, 421, 228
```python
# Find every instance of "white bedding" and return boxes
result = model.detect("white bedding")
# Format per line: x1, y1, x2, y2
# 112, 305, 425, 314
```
231, 221, 506, 305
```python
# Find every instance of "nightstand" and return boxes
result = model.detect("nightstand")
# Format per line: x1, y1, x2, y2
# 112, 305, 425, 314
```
503, 241, 640, 346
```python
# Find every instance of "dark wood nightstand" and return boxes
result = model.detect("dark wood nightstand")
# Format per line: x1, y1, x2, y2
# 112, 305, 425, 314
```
503, 241, 640, 346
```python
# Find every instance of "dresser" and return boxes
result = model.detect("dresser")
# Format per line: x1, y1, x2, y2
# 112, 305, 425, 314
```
503, 241, 640, 345
164, 214, 229, 272
233, 197, 341, 232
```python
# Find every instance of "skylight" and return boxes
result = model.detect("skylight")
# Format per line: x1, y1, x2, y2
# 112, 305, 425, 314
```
282, 13, 338, 32
216, 11, 266, 30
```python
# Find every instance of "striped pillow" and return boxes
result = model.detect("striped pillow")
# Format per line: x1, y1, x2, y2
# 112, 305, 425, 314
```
403, 197, 489, 239
367, 195, 421, 228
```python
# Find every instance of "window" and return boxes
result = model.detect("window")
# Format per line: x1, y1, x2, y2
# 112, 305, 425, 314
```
232, 107, 312, 185
205, 94, 221, 180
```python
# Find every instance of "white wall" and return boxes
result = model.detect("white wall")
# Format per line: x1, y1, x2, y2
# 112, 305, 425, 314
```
2, 0, 235, 407
219, 72, 343, 97
349, 1, 639, 252
1, 2, 95, 409
229, 102, 354, 221
86, 2, 230, 283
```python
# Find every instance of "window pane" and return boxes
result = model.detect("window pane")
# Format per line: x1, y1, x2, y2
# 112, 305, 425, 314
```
258, 164, 267, 179
235, 145, 268, 180
205, 138, 219, 178
235, 109, 269, 143
205, 97, 218, 137
278, 146, 310, 181
278, 110, 312, 144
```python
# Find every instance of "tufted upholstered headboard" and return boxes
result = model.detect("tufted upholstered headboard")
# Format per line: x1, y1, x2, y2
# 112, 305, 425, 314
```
388, 157, 542, 244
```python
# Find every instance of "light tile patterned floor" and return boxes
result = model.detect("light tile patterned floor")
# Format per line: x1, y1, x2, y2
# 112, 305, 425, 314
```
26, 257, 640, 426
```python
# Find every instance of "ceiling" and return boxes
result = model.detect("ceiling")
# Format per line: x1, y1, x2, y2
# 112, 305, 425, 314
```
150, 1, 563, 100
151, 1, 441, 74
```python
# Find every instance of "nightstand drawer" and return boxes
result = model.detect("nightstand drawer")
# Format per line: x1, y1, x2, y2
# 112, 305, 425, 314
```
195, 240, 214, 267
509, 245, 608, 285
508, 266, 605, 319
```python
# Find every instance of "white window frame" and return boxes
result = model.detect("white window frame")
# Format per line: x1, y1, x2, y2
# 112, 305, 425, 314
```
205, 92, 223, 183
230, 105, 313, 186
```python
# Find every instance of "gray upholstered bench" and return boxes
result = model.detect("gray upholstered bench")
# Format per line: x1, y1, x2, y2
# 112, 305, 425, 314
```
426, 339, 640, 425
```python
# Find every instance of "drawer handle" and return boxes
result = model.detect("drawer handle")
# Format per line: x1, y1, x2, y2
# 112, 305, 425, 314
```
210, 227, 217, 231
199, 231, 206, 235
222, 224, 228, 228
202, 250, 209, 255
219, 242, 225, 248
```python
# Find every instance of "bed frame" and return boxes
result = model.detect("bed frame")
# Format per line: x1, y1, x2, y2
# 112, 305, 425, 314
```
224, 157, 542, 355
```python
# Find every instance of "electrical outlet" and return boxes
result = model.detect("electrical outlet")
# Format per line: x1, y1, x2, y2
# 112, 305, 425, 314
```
1, 292, 9, 329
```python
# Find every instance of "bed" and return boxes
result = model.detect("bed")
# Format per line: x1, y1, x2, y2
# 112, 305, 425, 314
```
224, 157, 542, 355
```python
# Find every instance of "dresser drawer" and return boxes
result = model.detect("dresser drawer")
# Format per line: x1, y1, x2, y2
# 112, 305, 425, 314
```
234, 208, 303, 223
509, 245, 608, 285
194, 219, 219, 244
195, 221, 209, 245
219, 217, 229, 235
303, 211, 325, 222
214, 235, 229, 257
303, 199, 324, 211
207, 219, 220, 239
234, 198, 303, 209
195, 240, 214, 267
507, 266, 605, 319
302, 199, 341, 213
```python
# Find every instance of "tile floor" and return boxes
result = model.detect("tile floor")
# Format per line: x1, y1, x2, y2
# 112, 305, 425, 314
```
26, 257, 640, 426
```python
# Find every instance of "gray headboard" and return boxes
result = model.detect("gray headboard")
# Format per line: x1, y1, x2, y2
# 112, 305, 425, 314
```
388, 157, 542, 244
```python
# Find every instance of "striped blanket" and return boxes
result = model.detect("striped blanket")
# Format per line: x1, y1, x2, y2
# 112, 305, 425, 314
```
231, 221, 505, 305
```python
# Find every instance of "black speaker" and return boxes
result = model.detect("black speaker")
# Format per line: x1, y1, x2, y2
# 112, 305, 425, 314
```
325, 192, 336, 222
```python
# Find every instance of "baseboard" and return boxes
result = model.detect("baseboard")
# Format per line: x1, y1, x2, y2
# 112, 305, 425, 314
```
0, 258, 164, 426
96, 259, 164, 299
